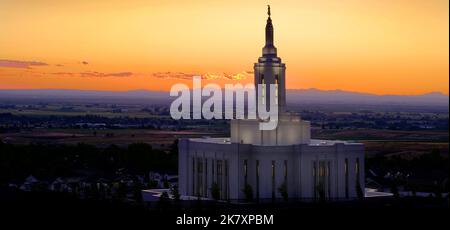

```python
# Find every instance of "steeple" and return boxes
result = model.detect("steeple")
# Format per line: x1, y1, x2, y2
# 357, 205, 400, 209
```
263, 5, 277, 57
254, 5, 286, 113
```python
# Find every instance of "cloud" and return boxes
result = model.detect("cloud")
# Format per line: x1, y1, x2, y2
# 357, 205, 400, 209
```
80, 71, 132, 77
51, 70, 250, 80
151, 72, 199, 80
55, 64, 64, 67
151, 71, 252, 80
51, 71, 133, 77
51, 72, 75, 76
0, 59, 48, 69
107, 72, 133, 77
81, 61, 89, 65
203, 71, 253, 80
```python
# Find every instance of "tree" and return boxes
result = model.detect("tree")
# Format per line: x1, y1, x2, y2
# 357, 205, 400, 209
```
114, 182, 127, 201
409, 184, 417, 197
90, 183, 100, 200
160, 191, 169, 200
390, 180, 400, 199
171, 185, 181, 201
356, 182, 364, 200
210, 182, 220, 200
148, 180, 158, 189
278, 183, 288, 201
163, 178, 170, 189
158, 191, 171, 209
433, 181, 443, 200
242, 184, 253, 202
133, 182, 143, 203
316, 183, 326, 202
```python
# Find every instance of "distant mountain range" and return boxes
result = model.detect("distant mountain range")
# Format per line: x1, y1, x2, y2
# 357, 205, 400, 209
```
286, 88, 449, 106
0, 88, 448, 107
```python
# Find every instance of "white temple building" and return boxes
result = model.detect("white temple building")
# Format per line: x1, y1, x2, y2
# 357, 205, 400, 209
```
178, 7, 365, 201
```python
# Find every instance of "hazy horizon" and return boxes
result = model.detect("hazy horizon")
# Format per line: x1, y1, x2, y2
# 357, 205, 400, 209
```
0, 87, 449, 97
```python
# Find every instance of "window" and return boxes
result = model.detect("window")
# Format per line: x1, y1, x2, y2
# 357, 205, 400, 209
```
313, 161, 317, 199
192, 158, 195, 195
217, 160, 222, 199
275, 75, 279, 105
225, 160, 229, 200
345, 158, 349, 199
284, 160, 288, 182
355, 158, 360, 184
314, 160, 330, 200
261, 74, 265, 105
204, 159, 208, 197
284, 160, 288, 195
272, 160, 275, 200
327, 161, 331, 198
244, 160, 248, 185
256, 160, 260, 200
212, 160, 215, 183
197, 158, 203, 197
319, 161, 326, 199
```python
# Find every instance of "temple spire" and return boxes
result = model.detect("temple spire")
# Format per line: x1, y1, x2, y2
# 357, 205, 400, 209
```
263, 5, 277, 56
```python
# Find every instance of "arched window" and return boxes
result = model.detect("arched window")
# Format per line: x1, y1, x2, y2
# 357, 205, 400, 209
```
345, 158, 349, 198
275, 74, 279, 104
271, 160, 276, 200
260, 74, 265, 105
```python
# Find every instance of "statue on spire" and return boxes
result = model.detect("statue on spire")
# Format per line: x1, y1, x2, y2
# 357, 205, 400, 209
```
267, 5, 271, 17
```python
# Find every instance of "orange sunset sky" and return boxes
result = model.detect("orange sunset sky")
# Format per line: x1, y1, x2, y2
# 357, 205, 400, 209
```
0, 0, 448, 95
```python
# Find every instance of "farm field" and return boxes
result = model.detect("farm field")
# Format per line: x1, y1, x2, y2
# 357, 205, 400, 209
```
0, 129, 222, 148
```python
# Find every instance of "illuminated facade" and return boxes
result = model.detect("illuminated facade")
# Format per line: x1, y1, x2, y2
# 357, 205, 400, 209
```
178, 7, 365, 201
